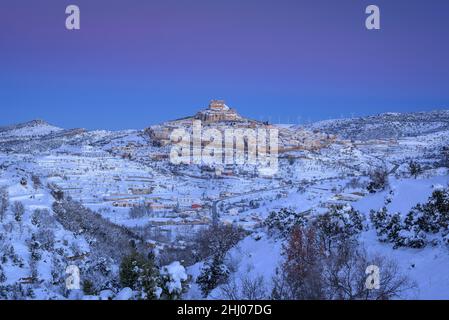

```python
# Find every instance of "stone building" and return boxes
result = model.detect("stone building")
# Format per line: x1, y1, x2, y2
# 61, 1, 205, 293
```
194, 100, 242, 123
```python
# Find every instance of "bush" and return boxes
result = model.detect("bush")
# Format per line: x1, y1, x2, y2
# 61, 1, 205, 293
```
370, 207, 404, 247
313, 204, 364, 250
159, 261, 189, 300
395, 227, 426, 249
405, 187, 449, 233
119, 251, 160, 300
408, 161, 423, 178
370, 186, 449, 249
264, 208, 308, 237
196, 254, 229, 298
367, 168, 389, 193
192, 224, 246, 262
35, 228, 55, 251
83, 280, 96, 296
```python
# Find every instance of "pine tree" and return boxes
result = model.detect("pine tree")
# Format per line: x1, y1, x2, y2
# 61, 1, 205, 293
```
119, 250, 160, 300
196, 254, 229, 298
160, 261, 189, 300
370, 207, 389, 233
408, 161, 422, 178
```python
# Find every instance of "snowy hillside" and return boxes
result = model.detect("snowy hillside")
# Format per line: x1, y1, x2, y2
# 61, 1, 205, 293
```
302, 110, 449, 141
0, 120, 62, 140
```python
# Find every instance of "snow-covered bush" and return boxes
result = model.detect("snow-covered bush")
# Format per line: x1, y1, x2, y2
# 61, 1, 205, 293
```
402, 187, 449, 247
159, 261, 189, 300
80, 253, 117, 294
413, 188, 449, 231
370, 207, 388, 232
114, 287, 134, 300
196, 254, 230, 298
264, 208, 308, 237
313, 204, 364, 250
370, 207, 405, 247
395, 227, 426, 249
119, 250, 160, 300
408, 161, 423, 178
371, 187, 449, 248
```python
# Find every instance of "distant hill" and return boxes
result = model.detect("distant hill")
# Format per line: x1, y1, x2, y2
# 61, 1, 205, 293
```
301, 110, 449, 141
0, 119, 62, 139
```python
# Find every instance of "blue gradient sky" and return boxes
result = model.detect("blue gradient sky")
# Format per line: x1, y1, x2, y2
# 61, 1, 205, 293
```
1, 0, 449, 130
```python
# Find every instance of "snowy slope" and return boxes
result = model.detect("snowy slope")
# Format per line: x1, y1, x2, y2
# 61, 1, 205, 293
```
301, 110, 449, 140
0, 120, 62, 140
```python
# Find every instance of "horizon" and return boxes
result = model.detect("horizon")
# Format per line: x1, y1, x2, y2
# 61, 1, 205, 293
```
1, 0, 449, 130
2, 106, 449, 132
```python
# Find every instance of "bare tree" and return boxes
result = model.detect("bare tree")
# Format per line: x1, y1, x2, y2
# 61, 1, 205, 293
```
129, 203, 152, 219
272, 225, 415, 300
192, 224, 246, 262
220, 275, 268, 300
12, 202, 25, 223
367, 167, 389, 193
324, 241, 415, 300
272, 226, 326, 300
12, 202, 25, 234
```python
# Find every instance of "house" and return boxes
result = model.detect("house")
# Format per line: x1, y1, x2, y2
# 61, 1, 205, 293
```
191, 203, 202, 210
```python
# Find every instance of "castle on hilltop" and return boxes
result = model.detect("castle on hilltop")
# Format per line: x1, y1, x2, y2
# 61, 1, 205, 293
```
194, 100, 242, 123
145, 99, 336, 151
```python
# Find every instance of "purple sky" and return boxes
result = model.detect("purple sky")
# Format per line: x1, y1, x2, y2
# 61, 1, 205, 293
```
1, 0, 449, 130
